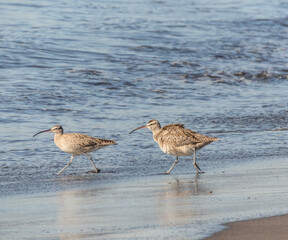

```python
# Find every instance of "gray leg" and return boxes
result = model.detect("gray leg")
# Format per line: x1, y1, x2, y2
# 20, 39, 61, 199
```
193, 149, 204, 173
86, 154, 100, 173
57, 155, 74, 175
166, 156, 178, 174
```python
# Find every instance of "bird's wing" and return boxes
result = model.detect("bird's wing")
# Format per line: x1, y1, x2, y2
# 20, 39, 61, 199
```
158, 124, 209, 147
63, 133, 102, 150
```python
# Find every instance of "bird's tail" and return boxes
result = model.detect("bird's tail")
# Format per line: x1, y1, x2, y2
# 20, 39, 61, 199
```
100, 139, 117, 146
210, 136, 219, 142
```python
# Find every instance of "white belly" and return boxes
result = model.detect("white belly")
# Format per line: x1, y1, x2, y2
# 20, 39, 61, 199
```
158, 142, 195, 156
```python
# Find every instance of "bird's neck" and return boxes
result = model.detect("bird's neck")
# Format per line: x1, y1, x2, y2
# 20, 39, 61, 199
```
151, 126, 161, 138
54, 132, 63, 143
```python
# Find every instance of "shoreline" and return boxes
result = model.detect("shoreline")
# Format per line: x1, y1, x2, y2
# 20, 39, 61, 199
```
1, 157, 288, 239
204, 214, 288, 240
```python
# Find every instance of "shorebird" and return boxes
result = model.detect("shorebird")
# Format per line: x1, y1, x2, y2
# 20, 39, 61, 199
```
33, 125, 117, 175
130, 119, 218, 174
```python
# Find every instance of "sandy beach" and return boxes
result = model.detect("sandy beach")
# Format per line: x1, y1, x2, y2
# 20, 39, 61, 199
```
1, 157, 288, 239
205, 214, 288, 240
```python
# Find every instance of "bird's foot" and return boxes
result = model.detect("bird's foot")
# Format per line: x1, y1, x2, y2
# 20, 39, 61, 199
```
86, 168, 101, 174
194, 163, 205, 174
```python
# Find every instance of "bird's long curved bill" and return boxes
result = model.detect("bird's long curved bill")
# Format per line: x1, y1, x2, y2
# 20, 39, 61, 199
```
33, 129, 51, 137
129, 125, 147, 134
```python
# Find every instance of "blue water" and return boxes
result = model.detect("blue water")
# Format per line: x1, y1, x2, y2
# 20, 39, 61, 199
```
1, 0, 288, 196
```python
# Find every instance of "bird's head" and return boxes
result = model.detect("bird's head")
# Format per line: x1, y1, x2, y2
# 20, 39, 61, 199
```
33, 125, 63, 137
129, 119, 161, 134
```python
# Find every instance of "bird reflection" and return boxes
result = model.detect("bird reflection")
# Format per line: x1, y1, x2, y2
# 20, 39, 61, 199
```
56, 190, 84, 240
55, 174, 211, 239
156, 174, 208, 225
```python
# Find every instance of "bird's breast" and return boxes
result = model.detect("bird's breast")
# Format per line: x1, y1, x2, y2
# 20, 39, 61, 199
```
154, 137, 194, 156
54, 136, 81, 155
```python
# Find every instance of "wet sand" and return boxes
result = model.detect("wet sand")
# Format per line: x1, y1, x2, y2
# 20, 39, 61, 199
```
1, 157, 288, 239
205, 214, 288, 240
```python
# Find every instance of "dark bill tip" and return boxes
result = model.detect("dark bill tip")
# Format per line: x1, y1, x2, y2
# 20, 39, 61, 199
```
33, 129, 51, 137
129, 125, 147, 135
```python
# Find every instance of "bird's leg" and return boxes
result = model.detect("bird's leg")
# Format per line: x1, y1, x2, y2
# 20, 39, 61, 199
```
193, 149, 204, 174
86, 154, 100, 173
57, 155, 74, 175
166, 156, 178, 174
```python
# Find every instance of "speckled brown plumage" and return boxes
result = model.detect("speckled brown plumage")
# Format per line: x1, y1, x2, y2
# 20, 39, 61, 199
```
155, 123, 218, 155
34, 125, 117, 175
130, 119, 218, 174
54, 132, 116, 156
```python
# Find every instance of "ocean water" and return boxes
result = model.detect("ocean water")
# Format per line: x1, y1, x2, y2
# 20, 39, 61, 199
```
1, 0, 288, 196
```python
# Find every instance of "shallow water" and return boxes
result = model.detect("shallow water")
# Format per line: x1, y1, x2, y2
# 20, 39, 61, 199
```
1, 0, 288, 196
1, 158, 288, 239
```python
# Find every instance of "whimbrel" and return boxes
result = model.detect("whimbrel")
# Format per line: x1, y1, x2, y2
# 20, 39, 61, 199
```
33, 125, 117, 175
130, 119, 218, 174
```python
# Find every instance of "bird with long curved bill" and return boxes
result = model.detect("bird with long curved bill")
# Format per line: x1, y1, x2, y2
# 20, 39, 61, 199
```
130, 119, 218, 174
33, 125, 117, 175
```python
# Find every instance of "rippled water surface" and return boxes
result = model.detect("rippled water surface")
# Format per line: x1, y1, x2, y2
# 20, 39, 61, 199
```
1, 0, 288, 195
